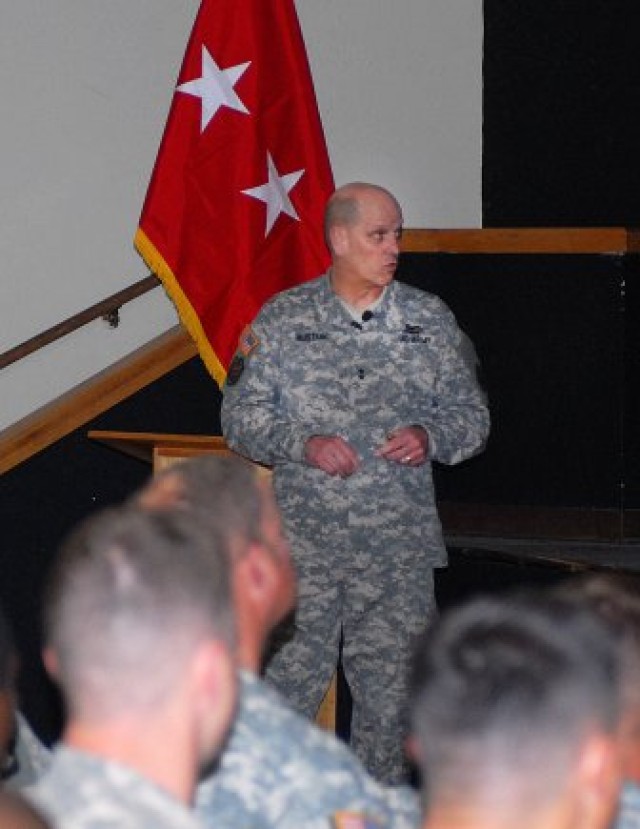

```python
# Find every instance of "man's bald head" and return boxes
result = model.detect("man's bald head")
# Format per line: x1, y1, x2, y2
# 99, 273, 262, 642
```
324, 182, 401, 252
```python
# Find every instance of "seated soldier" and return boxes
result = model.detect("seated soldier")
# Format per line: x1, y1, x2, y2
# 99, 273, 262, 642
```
409, 591, 623, 829
137, 455, 421, 829
552, 574, 640, 829
26, 506, 236, 829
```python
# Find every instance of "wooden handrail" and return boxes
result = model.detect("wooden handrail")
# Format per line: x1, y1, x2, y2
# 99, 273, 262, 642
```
0, 274, 158, 371
0, 326, 197, 475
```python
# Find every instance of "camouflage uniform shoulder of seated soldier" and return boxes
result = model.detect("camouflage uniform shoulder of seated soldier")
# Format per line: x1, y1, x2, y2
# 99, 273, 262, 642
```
196, 671, 421, 829
26, 746, 205, 829
0, 790, 52, 829
615, 781, 640, 829
3, 713, 52, 790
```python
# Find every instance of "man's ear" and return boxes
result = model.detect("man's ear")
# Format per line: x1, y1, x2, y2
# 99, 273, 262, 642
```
239, 544, 275, 599
329, 224, 348, 256
573, 733, 622, 829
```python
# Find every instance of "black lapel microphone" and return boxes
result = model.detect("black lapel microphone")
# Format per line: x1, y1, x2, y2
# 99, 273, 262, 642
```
351, 311, 374, 330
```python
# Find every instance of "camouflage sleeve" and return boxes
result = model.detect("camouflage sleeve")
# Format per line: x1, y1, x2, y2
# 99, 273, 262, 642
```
221, 304, 309, 466
421, 300, 490, 466
614, 783, 640, 829
4, 713, 52, 791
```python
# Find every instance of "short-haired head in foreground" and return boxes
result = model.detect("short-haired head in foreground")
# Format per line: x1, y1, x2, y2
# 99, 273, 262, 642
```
137, 455, 264, 558
553, 574, 640, 783
137, 456, 295, 668
44, 506, 235, 734
410, 592, 622, 829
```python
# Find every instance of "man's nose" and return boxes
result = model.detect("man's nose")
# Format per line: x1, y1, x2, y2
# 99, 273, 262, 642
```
386, 235, 400, 255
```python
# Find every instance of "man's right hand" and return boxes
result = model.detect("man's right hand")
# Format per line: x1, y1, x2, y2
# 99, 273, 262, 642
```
304, 436, 360, 477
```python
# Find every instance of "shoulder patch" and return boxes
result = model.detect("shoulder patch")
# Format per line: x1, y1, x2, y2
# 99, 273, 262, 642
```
238, 324, 260, 357
332, 813, 383, 829
226, 355, 245, 386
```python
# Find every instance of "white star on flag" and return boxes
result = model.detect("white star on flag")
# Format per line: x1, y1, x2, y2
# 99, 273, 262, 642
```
242, 153, 305, 236
176, 45, 250, 131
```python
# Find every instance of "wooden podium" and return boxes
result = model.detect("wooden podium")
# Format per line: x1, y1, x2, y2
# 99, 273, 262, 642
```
88, 430, 338, 731
88, 430, 232, 472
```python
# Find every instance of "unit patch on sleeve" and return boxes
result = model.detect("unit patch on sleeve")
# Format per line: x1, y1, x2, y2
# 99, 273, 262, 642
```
226, 355, 245, 386
237, 324, 261, 357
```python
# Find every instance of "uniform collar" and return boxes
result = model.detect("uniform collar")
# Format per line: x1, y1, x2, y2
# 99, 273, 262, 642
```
316, 271, 398, 327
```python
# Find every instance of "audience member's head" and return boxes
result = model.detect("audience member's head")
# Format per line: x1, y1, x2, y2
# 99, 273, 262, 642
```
554, 574, 640, 784
410, 591, 622, 829
136, 456, 295, 669
43, 505, 237, 794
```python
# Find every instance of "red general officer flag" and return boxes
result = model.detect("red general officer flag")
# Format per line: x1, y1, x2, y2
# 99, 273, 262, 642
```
135, 0, 334, 386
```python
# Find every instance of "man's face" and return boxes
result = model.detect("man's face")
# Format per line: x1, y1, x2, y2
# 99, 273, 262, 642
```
333, 190, 403, 291
258, 480, 296, 622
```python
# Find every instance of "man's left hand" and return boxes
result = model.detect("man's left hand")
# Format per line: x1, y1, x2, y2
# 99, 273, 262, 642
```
376, 425, 429, 467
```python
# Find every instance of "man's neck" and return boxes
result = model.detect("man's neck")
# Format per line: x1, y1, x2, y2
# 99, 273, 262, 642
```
237, 636, 261, 674
425, 797, 572, 829
328, 269, 386, 310
233, 585, 273, 674
64, 716, 196, 805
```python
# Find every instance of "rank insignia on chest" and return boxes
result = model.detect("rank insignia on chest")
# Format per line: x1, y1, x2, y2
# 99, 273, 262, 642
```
295, 331, 328, 342
401, 323, 430, 343
237, 324, 260, 357
332, 812, 382, 829
400, 334, 431, 343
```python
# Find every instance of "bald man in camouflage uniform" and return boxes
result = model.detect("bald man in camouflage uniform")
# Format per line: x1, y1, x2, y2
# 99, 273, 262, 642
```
222, 182, 490, 783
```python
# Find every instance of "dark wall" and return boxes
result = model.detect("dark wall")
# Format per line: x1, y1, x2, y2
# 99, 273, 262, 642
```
482, 2, 640, 534
483, 2, 640, 226
623, 255, 640, 511
398, 254, 625, 510
0, 357, 221, 742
